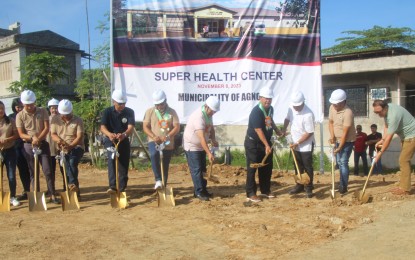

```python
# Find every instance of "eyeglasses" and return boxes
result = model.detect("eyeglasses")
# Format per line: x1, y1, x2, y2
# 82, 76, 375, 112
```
117, 102, 126, 106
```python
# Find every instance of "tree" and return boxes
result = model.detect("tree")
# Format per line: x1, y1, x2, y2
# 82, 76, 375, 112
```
8, 52, 68, 106
322, 26, 415, 55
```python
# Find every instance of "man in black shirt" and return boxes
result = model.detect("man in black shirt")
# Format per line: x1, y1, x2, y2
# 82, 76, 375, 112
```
100, 89, 135, 193
244, 87, 281, 202
366, 124, 382, 174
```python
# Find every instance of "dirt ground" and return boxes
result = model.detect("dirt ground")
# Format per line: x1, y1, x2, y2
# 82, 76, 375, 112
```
1, 159, 415, 259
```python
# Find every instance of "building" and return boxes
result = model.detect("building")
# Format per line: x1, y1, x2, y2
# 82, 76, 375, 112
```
0, 22, 85, 114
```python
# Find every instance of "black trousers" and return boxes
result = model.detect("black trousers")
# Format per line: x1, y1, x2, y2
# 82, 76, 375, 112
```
244, 136, 273, 197
292, 146, 314, 189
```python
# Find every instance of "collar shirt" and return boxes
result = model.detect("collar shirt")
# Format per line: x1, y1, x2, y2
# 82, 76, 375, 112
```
143, 106, 179, 150
385, 103, 415, 140
0, 117, 17, 149
15, 107, 49, 137
101, 106, 135, 134
51, 115, 85, 150
328, 104, 356, 142
183, 108, 212, 151
285, 104, 315, 152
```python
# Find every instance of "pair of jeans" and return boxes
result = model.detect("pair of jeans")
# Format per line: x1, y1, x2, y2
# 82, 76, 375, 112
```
62, 147, 84, 189
23, 142, 54, 196
15, 143, 30, 192
244, 136, 273, 197
104, 138, 130, 191
1, 147, 17, 197
148, 142, 173, 185
399, 138, 415, 191
336, 142, 354, 192
354, 151, 368, 175
185, 150, 207, 195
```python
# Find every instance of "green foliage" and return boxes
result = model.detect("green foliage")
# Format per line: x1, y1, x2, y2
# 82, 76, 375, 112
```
73, 69, 112, 137
322, 26, 415, 55
8, 52, 69, 106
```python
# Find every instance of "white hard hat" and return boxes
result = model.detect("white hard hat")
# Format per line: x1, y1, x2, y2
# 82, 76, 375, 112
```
58, 99, 73, 115
329, 89, 347, 104
291, 91, 305, 106
259, 87, 274, 98
20, 90, 36, 104
152, 90, 166, 104
48, 98, 59, 107
111, 89, 127, 103
206, 96, 220, 112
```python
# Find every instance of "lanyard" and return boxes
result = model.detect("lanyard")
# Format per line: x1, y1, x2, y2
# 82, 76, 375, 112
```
258, 103, 272, 130
155, 107, 171, 131
202, 105, 212, 132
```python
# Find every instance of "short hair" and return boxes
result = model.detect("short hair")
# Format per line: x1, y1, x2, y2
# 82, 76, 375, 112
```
370, 124, 377, 128
372, 99, 389, 108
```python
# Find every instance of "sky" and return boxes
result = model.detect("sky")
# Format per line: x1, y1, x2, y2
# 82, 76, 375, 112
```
1, 0, 414, 68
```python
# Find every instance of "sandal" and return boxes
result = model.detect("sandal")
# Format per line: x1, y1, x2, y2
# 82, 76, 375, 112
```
390, 188, 410, 195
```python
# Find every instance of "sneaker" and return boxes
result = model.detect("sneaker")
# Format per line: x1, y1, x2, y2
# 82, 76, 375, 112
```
106, 188, 117, 194
259, 193, 275, 199
68, 184, 79, 192
50, 196, 61, 204
10, 197, 21, 206
246, 195, 261, 203
154, 180, 162, 190
17, 192, 28, 201
305, 187, 313, 198
289, 184, 305, 195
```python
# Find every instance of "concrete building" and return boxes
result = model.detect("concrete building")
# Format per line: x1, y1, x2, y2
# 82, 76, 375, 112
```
0, 22, 84, 114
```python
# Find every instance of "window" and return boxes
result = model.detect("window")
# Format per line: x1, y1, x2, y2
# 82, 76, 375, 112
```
0, 60, 12, 81
324, 86, 368, 117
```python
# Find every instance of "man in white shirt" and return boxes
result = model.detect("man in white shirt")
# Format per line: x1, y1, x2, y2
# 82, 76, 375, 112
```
282, 91, 315, 198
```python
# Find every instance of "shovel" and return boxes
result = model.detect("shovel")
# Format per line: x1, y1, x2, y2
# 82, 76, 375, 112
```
330, 147, 340, 200
354, 157, 377, 203
207, 162, 220, 184
58, 151, 80, 211
291, 148, 311, 185
28, 146, 47, 211
110, 140, 128, 209
250, 151, 271, 169
156, 143, 175, 207
0, 150, 10, 212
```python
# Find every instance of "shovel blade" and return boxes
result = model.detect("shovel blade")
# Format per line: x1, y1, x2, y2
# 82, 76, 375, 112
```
60, 191, 80, 211
0, 192, 10, 212
354, 190, 370, 203
330, 190, 340, 200
110, 192, 128, 209
157, 187, 175, 207
208, 175, 220, 184
28, 192, 47, 211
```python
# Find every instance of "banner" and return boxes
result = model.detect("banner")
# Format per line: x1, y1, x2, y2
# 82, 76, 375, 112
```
112, 0, 322, 124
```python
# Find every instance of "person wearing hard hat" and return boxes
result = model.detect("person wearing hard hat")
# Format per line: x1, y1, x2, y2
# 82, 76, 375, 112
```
51, 100, 85, 197
46, 98, 65, 192
328, 89, 356, 195
0, 100, 21, 206
281, 91, 316, 198
8, 98, 31, 201
183, 96, 220, 201
100, 89, 135, 194
372, 99, 415, 195
143, 90, 180, 190
15, 90, 60, 204
244, 87, 281, 203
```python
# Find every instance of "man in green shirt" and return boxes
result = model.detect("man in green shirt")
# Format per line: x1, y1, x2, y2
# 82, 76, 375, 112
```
373, 100, 415, 195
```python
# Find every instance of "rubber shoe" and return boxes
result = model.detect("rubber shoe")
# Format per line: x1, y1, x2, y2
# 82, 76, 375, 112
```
106, 188, 116, 194
305, 188, 313, 198
259, 193, 275, 199
246, 195, 261, 203
17, 192, 28, 201
195, 194, 210, 201
69, 184, 79, 192
154, 180, 162, 190
289, 184, 305, 195
10, 197, 21, 206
